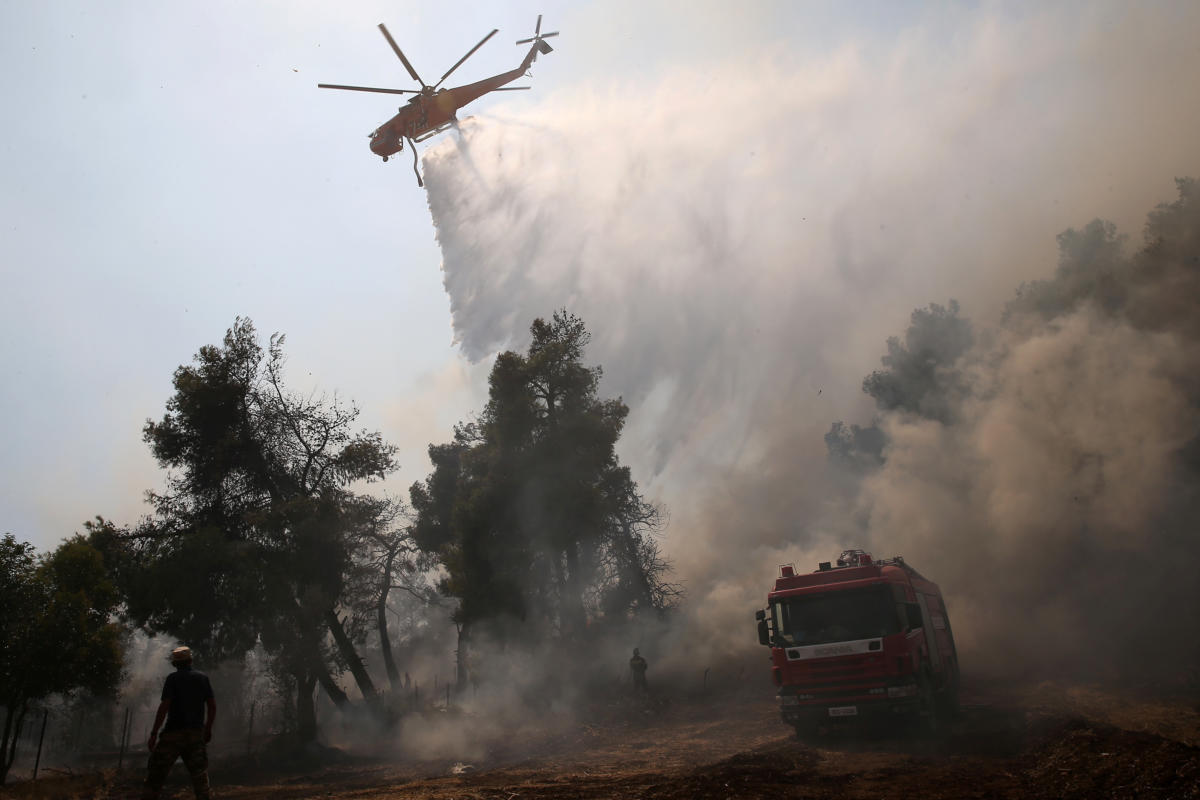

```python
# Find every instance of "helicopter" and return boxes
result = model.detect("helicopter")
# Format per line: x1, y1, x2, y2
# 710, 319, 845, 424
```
319, 16, 557, 184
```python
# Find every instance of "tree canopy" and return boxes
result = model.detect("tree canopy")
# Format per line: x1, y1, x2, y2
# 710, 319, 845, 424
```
411, 311, 675, 684
826, 300, 973, 468
861, 300, 974, 425
116, 318, 398, 740
1, 534, 124, 784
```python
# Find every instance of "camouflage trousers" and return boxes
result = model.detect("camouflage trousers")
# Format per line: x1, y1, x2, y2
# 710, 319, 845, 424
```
142, 728, 210, 800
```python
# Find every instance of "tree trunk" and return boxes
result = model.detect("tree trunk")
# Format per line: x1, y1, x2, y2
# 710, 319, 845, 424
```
552, 554, 569, 634
313, 665, 351, 709
377, 549, 401, 692
293, 616, 352, 713
324, 609, 378, 702
455, 622, 470, 693
563, 541, 587, 636
618, 520, 654, 610
295, 672, 318, 744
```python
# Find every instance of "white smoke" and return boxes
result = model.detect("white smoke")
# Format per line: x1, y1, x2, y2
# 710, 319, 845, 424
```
420, 3, 1200, 675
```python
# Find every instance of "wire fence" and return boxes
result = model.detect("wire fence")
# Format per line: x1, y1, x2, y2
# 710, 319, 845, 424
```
2, 671, 463, 785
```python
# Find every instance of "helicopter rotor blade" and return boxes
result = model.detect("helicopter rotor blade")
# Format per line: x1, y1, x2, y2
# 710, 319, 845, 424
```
378, 23, 424, 86
517, 31, 558, 44
433, 28, 498, 90
318, 83, 420, 94
490, 86, 531, 91
517, 14, 558, 45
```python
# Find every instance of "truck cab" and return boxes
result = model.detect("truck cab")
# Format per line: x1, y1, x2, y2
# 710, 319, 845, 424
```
756, 549, 958, 735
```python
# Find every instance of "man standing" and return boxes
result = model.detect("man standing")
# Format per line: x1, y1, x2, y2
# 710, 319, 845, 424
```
629, 648, 648, 693
143, 646, 216, 800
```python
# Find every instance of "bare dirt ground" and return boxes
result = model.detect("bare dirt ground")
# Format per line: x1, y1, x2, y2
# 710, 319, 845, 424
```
4, 679, 1198, 799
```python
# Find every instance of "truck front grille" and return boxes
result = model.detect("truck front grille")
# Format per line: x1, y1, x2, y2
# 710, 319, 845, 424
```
783, 653, 894, 701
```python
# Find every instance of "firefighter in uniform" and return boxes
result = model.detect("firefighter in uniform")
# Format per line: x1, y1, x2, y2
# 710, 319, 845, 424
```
629, 648, 648, 693
143, 646, 216, 800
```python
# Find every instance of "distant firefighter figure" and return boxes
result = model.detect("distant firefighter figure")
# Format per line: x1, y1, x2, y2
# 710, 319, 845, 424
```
630, 648, 648, 693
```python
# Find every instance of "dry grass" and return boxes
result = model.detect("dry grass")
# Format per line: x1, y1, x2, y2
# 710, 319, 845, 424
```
3, 680, 1197, 799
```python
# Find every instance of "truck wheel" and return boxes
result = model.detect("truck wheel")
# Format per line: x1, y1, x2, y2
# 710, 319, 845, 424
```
793, 718, 821, 742
938, 680, 961, 719
918, 671, 941, 736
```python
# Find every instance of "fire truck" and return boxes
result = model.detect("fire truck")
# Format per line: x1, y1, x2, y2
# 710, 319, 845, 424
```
755, 549, 959, 735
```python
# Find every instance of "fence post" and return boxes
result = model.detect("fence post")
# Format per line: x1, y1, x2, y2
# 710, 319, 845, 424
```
9, 710, 25, 772
32, 709, 49, 780
73, 706, 84, 753
246, 701, 256, 755
117, 707, 130, 770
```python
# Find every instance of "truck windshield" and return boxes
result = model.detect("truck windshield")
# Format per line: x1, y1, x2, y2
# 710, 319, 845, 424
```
771, 585, 900, 647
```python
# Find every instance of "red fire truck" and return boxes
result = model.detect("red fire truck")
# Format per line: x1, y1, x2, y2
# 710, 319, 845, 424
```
755, 549, 959, 735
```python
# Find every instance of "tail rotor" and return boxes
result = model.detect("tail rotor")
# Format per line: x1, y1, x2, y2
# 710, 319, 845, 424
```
516, 14, 558, 57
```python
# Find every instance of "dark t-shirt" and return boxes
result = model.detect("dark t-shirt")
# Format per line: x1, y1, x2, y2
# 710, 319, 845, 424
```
161, 667, 214, 732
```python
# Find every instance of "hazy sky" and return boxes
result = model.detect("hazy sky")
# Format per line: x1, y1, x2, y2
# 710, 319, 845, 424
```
3, 0, 1198, 563
0, 0, 910, 549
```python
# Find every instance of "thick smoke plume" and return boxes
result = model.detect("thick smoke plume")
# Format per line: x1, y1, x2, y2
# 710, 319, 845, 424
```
422, 4, 1200, 681
858, 185, 1200, 678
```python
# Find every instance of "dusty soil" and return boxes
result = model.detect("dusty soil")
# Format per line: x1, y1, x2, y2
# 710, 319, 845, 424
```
5, 680, 1198, 799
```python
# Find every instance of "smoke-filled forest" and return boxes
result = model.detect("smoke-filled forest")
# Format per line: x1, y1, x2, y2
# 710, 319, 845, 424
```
2, 307, 677, 778
4, 179, 1199, 798
4, 3, 1200, 799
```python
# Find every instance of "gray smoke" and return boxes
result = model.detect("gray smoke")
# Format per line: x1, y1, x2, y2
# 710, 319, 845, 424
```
421, 3, 1200, 680
857, 184, 1200, 679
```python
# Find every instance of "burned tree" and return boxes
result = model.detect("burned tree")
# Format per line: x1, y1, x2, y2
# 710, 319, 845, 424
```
338, 496, 438, 694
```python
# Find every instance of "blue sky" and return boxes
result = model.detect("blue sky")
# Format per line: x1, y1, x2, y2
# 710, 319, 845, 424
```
2, 0, 1198, 556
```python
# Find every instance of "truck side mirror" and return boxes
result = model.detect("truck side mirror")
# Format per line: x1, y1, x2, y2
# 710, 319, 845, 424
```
757, 618, 771, 646
755, 609, 766, 621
